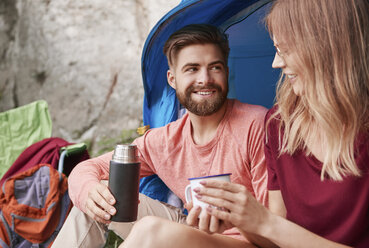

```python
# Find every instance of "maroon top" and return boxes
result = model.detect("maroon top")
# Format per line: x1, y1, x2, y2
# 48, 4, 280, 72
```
265, 108, 369, 247
0, 137, 89, 186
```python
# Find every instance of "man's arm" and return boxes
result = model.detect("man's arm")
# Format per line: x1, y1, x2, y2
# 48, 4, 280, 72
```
248, 117, 268, 206
68, 151, 112, 212
68, 133, 158, 223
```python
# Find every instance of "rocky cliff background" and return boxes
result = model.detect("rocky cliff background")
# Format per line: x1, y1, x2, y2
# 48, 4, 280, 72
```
0, 0, 179, 155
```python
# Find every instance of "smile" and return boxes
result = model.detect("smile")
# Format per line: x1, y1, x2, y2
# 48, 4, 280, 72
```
197, 91, 213, 95
193, 89, 216, 96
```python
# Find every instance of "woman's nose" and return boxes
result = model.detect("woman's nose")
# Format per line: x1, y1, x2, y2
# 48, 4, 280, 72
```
272, 52, 286, 69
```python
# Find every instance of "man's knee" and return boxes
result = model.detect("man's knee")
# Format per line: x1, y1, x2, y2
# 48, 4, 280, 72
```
53, 206, 107, 248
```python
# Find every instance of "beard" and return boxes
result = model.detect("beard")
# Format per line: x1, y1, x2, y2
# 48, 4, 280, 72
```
176, 82, 228, 116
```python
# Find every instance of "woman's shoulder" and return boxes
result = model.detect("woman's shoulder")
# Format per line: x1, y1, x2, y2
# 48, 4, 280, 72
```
356, 131, 369, 172
264, 105, 281, 131
265, 105, 279, 119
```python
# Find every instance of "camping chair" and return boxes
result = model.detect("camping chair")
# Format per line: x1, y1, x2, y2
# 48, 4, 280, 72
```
0, 100, 52, 179
0, 100, 88, 247
0, 100, 88, 185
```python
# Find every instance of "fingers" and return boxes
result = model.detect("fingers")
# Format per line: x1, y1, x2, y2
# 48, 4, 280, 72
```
95, 183, 116, 206
196, 193, 235, 212
85, 182, 116, 223
186, 204, 227, 234
186, 205, 201, 227
194, 182, 251, 211
85, 198, 111, 224
195, 186, 235, 204
198, 210, 211, 233
209, 215, 219, 233
184, 201, 193, 212
206, 206, 232, 223
200, 180, 245, 194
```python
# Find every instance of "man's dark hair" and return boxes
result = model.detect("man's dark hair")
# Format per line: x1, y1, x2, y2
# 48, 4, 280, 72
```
163, 24, 230, 67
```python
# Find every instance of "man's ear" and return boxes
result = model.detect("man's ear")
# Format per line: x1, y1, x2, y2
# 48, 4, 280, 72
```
167, 69, 176, 89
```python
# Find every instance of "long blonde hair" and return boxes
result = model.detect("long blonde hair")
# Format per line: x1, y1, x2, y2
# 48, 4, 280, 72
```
266, 0, 369, 180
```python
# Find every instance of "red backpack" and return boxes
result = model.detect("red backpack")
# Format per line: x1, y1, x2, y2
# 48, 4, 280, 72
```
0, 164, 72, 247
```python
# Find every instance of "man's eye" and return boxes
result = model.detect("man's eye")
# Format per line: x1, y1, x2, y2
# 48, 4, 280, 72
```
187, 67, 197, 72
211, 65, 222, 70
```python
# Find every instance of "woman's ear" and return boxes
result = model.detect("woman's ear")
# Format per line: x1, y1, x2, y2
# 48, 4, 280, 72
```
167, 69, 176, 89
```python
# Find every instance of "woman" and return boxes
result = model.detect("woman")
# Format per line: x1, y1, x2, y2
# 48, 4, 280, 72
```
120, 0, 369, 247
193, 0, 369, 247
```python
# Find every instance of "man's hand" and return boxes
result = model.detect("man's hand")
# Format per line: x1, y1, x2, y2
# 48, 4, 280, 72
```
185, 201, 232, 234
85, 182, 116, 224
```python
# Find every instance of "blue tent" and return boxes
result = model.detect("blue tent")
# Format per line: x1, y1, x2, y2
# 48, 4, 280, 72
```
139, 0, 280, 203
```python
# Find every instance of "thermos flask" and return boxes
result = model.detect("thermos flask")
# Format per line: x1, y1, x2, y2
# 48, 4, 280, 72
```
108, 144, 141, 222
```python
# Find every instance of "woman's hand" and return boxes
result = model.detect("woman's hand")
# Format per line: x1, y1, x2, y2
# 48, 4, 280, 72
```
194, 179, 270, 235
185, 201, 233, 234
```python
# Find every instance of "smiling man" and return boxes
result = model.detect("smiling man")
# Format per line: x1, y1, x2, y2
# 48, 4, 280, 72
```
52, 24, 268, 248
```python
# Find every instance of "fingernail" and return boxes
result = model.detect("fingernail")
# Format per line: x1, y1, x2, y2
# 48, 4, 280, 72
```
109, 199, 115, 204
193, 187, 200, 193
199, 180, 206, 185
195, 194, 202, 199
105, 214, 110, 220
206, 206, 213, 213
109, 208, 116, 214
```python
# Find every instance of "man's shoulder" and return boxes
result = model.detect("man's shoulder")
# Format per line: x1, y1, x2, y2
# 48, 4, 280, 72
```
144, 114, 189, 137
229, 99, 268, 122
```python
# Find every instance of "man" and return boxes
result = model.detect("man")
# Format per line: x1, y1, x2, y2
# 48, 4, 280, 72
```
52, 24, 268, 247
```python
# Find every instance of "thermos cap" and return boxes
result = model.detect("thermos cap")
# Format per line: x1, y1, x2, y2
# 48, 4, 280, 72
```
112, 144, 139, 163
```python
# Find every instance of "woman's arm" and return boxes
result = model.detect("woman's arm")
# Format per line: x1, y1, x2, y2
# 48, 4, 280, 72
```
196, 180, 352, 248
239, 190, 286, 247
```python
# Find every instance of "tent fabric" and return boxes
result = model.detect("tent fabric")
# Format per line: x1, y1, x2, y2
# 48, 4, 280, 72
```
141, 0, 277, 129
0, 100, 52, 179
139, 0, 280, 203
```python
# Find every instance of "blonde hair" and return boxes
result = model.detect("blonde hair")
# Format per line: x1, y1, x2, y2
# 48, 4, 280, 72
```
266, 0, 369, 180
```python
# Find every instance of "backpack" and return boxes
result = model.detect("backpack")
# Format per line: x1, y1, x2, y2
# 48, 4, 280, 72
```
0, 164, 72, 248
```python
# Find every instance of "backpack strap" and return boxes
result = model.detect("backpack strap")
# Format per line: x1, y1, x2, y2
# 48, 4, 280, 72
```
0, 238, 9, 248
0, 211, 11, 248
41, 189, 72, 248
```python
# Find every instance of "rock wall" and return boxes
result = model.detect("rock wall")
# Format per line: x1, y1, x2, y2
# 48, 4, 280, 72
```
0, 0, 179, 155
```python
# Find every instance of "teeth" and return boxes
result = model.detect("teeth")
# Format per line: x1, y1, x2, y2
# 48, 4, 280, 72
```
197, 91, 212, 95
287, 74, 297, 79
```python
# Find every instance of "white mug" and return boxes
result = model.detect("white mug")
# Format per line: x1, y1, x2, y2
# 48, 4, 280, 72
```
185, 173, 231, 213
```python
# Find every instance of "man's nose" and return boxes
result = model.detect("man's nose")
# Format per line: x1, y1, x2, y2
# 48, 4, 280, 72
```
197, 68, 211, 84
272, 52, 286, 69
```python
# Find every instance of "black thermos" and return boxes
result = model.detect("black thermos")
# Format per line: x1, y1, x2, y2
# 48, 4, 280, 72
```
109, 144, 141, 222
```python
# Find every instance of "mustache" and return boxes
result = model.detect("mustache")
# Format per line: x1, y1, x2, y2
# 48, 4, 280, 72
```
186, 83, 222, 93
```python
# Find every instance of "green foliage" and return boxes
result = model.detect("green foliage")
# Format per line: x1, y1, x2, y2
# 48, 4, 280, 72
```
103, 230, 124, 248
121, 129, 138, 144
82, 138, 93, 155
94, 128, 139, 157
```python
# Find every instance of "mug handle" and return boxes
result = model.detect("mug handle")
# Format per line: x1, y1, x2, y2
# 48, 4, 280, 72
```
185, 184, 192, 203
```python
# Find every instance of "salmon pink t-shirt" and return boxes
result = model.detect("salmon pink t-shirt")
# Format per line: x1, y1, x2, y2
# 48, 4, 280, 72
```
68, 99, 268, 239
